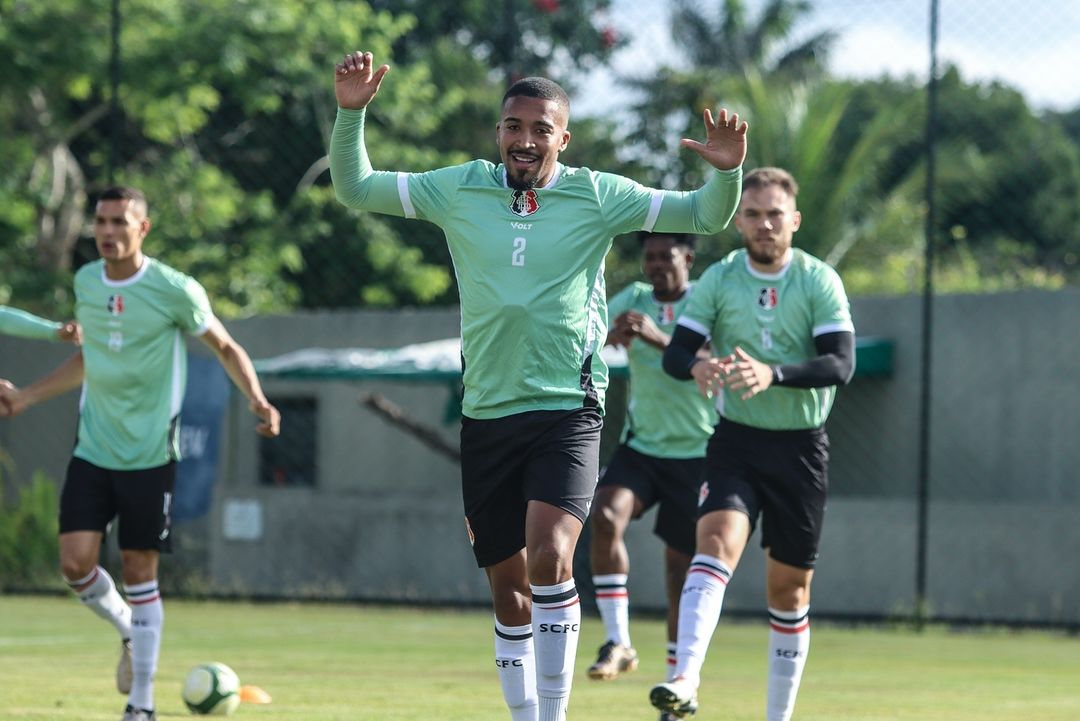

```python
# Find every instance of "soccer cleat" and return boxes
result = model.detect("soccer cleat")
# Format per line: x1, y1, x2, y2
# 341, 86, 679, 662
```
649, 677, 699, 718
660, 712, 687, 721
116, 639, 133, 694
121, 704, 156, 721
587, 639, 639, 680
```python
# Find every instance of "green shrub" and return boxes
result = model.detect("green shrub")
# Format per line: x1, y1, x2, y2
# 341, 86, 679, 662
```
0, 462, 61, 591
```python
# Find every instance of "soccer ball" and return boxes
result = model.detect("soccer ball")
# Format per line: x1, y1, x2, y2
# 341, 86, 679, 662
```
182, 662, 241, 715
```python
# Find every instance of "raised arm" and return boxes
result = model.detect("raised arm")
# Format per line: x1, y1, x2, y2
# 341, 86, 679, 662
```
651, 108, 749, 236
329, 51, 408, 214
198, 317, 281, 438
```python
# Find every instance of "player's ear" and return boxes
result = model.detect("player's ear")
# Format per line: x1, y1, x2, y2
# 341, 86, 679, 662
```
791, 210, 802, 232
559, 129, 571, 152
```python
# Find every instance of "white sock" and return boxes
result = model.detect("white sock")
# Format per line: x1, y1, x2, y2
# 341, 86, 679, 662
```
592, 573, 631, 646
65, 566, 132, 639
124, 580, 163, 711
673, 554, 732, 685
666, 642, 678, 681
531, 580, 580, 721
495, 619, 538, 721
766, 606, 810, 721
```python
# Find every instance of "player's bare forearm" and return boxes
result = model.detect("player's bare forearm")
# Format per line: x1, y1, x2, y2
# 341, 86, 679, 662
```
208, 340, 280, 437
6, 352, 85, 415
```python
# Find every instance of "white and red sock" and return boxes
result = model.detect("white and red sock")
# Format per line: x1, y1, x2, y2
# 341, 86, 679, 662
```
495, 619, 538, 721
592, 573, 631, 646
65, 565, 132, 639
766, 605, 811, 721
672, 554, 732, 686
531, 580, 580, 721
666, 641, 678, 681
124, 580, 163, 712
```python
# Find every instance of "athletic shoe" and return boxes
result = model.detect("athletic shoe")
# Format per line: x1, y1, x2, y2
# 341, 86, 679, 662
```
649, 677, 699, 718
121, 704, 156, 721
116, 639, 133, 694
587, 640, 639, 680
660, 712, 686, 721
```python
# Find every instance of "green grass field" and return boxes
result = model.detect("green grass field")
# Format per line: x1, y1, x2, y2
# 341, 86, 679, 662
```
1, 595, 1077, 721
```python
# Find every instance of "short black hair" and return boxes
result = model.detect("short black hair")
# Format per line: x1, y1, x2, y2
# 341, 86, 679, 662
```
639, 231, 695, 250
502, 77, 570, 116
98, 185, 148, 216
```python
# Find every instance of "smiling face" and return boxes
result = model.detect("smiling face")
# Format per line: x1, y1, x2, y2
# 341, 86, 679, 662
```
94, 198, 150, 279
734, 183, 801, 272
496, 95, 571, 190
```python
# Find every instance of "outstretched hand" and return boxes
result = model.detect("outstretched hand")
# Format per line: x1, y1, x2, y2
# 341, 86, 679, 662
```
680, 108, 749, 171
334, 51, 390, 110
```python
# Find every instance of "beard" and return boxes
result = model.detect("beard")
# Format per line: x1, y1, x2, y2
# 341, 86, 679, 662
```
506, 171, 539, 191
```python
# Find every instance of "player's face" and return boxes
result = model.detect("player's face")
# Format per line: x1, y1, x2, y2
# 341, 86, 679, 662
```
641, 236, 693, 296
496, 95, 570, 190
94, 199, 150, 270
734, 184, 801, 270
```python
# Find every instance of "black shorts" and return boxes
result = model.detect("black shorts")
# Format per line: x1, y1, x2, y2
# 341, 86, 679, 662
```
699, 418, 829, 569
59, 456, 176, 553
597, 444, 703, 556
461, 407, 602, 568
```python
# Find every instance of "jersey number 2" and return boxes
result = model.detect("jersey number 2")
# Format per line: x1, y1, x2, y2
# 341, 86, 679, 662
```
511, 237, 527, 267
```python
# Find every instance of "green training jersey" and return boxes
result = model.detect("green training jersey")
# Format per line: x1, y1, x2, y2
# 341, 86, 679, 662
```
0, 305, 61, 341
608, 282, 716, 458
74, 258, 213, 470
331, 108, 742, 419
679, 248, 854, 430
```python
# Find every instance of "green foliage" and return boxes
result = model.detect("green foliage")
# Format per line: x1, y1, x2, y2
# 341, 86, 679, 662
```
0, 456, 60, 590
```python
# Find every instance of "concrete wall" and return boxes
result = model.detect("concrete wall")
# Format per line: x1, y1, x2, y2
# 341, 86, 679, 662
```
2, 291, 1077, 624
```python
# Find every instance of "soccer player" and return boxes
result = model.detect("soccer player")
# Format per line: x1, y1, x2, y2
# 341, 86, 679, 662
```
586, 233, 716, 707
0, 305, 81, 345
648, 167, 855, 721
329, 51, 747, 721
0, 186, 281, 721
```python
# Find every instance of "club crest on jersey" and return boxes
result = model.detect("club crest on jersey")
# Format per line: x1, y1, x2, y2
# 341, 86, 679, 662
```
107, 294, 125, 316
757, 287, 779, 310
658, 303, 676, 324
509, 189, 540, 217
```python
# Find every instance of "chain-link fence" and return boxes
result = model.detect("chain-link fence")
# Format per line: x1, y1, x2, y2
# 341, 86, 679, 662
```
2, 0, 1078, 628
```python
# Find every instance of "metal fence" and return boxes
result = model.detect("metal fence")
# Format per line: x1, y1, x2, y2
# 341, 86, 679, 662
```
1, 0, 1078, 627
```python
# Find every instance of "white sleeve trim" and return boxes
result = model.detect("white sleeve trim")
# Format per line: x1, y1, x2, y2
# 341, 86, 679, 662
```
813, 320, 855, 336
677, 316, 711, 337
190, 315, 215, 337
397, 172, 416, 219
641, 191, 663, 232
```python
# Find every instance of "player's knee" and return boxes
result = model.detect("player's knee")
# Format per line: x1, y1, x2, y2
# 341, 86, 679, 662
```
59, 556, 95, 585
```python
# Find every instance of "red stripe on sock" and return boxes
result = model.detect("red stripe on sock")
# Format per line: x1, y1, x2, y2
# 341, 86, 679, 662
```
770, 620, 810, 634
595, 591, 628, 599
688, 567, 729, 585
129, 594, 161, 605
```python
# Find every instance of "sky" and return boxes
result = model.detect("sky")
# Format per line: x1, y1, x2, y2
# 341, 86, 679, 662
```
575, 0, 1078, 116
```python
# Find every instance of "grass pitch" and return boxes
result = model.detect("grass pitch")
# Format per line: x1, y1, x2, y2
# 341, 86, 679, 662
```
0, 595, 1077, 720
